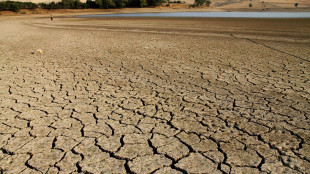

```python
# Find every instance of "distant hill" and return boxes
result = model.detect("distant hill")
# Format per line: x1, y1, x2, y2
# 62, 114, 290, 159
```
212, 0, 310, 11
0, 0, 309, 10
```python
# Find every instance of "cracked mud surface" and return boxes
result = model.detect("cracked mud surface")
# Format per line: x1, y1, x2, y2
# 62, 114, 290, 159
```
0, 16, 310, 173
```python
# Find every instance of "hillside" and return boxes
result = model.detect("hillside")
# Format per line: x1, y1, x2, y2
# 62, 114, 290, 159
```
0, 0, 309, 12
212, 0, 310, 11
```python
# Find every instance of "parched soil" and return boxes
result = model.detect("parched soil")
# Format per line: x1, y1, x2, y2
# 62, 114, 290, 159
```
0, 15, 310, 173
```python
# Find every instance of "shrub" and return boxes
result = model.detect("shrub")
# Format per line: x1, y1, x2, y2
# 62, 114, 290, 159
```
86, 0, 100, 8
148, 0, 165, 6
194, 0, 204, 6
295, 3, 298, 8
21, 11, 26, 14
249, 2, 252, 7
11, 4, 20, 12
140, 0, 148, 7
193, 0, 211, 6
206, 0, 211, 6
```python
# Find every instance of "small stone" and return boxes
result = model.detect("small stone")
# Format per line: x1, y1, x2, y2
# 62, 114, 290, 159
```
31, 49, 43, 54
37, 49, 43, 54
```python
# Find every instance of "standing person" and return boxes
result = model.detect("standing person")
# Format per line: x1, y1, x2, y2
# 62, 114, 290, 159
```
51, 14, 53, 21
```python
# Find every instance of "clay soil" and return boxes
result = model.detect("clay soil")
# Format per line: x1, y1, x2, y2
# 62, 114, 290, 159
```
0, 14, 310, 173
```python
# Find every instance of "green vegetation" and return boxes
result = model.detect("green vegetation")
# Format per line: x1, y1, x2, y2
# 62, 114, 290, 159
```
0, 0, 209, 12
249, 2, 252, 7
23, 0, 165, 10
295, 3, 298, 8
169, 1, 184, 3
21, 11, 26, 14
38, 0, 86, 9
0, 1, 38, 12
193, 0, 211, 6
205, 0, 211, 6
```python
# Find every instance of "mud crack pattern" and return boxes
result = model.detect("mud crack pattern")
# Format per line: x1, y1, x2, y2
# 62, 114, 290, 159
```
0, 17, 310, 173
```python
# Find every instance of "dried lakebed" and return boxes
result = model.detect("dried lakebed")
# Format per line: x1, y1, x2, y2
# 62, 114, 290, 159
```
0, 16, 310, 173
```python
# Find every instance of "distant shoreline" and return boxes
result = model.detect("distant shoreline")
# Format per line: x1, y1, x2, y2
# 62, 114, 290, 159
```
1, 6, 310, 17
77, 12, 310, 19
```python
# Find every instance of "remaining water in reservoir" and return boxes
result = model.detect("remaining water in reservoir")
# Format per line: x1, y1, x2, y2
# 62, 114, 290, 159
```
78, 12, 310, 18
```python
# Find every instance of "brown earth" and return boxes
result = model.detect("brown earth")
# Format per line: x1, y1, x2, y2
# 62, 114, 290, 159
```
0, 14, 310, 173
213, 0, 310, 11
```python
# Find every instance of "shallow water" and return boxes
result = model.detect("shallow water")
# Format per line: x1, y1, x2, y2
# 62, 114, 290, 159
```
78, 12, 310, 18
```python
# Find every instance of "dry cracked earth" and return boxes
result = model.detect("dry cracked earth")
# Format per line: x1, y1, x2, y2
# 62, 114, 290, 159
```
0, 16, 310, 173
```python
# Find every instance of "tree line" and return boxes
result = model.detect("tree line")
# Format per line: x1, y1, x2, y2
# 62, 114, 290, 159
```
0, 0, 168, 11
0, 1, 38, 12
0, 0, 212, 12
40, 0, 168, 9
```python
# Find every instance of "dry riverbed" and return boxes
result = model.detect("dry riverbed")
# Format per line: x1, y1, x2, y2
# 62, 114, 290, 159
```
0, 15, 310, 173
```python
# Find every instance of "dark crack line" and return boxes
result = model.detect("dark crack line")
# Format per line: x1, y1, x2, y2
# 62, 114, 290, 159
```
25, 154, 43, 173
94, 138, 134, 173
148, 135, 158, 154
124, 161, 135, 174
246, 38, 309, 63
208, 136, 231, 173
164, 154, 188, 174
71, 145, 84, 173
94, 138, 130, 161
256, 151, 266, 172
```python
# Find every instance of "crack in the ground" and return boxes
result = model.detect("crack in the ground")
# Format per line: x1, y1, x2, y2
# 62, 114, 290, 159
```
25, 154, 42, 173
